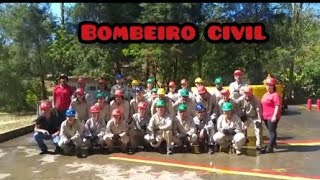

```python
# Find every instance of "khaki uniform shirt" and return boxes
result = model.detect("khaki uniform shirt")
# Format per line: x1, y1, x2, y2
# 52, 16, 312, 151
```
110, 100, 130, 122
173, 115, 196, 136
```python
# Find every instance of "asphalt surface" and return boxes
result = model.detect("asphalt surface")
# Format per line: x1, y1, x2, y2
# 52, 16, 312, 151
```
0, 105, 319, 180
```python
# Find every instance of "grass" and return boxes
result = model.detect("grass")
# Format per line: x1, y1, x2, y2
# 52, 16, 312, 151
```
0, 112, 37, 134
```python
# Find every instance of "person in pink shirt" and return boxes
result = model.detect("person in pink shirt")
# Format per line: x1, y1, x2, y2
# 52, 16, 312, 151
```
261, 77, 282, 153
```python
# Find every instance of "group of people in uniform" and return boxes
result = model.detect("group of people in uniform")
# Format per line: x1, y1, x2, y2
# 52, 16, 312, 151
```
34, 70, 282, 158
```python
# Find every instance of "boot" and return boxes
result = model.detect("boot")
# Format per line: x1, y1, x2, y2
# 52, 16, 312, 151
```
167, 147, 173, 155
208, 145, 214, 155
128, 147, 135, 154
214, 144, 220, 152
265, 146, 274, 153
76, 148, 87, 158
54, 146, 63, 154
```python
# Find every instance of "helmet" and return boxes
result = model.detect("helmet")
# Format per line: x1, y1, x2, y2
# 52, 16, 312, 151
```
233, 70, 242, 76
98, 79, 106, 84
90, 105, 100, 113
76, 88, 85, 95
156, 99, 166, 107
197, 85, 207, 94
96, 92, 106, 99
266, 78, 277, 85
115, 73, 124, 80
135, 86, 142, 93
169, 81, 176, 87
147, 78, 154, 84
157, 88, 166, 95
114, 89, 124, 96
112, 108, 122, 116
195, 77, 203, 83
78, 77, 86, 84
131, 80, 139, 86
222, 102, 233, 111
137, 102, 147, 109
58, 73, 68, 81
178, 103, 187, 111
243, 86, 253, 94
40, 101, 51, 111
221, 89, 230, 96
180, 89, 189, 97
214, 77, 223, 85
151, 88, 158, 93
195, 103, 205, 111
65, 109, 76, 117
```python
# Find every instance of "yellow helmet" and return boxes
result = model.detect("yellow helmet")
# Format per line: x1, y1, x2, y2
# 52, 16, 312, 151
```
131, 80, 139, 86
195, 77, 203, 83
157, 88, 166, 95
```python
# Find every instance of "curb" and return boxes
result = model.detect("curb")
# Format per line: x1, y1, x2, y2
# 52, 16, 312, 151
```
0, 124, 34, 143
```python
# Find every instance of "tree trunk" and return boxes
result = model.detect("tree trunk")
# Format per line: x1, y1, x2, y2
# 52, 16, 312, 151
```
173, 57, 178, 81
61, 3, 65, 25
145, 60, 150, 82
40, 75, 47, 100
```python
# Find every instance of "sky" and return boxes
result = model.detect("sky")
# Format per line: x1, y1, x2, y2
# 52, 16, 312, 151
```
50, 3, 75, 18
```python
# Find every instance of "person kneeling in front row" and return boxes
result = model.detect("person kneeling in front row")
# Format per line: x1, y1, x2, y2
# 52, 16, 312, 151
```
83, 105, 106, 153
58, 109, 86, 158
145, 99, 174, 155
172, 103, 198, 152
128, 102, 150, 154
34, 101, 61, 155
103, 108, 129, 153
213, 102, 246, 155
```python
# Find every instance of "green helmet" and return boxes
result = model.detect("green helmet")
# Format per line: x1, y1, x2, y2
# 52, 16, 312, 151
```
180, 89, 189, 97
151, 88, 158, 93
147, 78, 154, 84
178, 103, 187, 111
156, 99, 166, 107
96, 92, 106, 99
214, 77, 223, 85
222, 102, 233, 111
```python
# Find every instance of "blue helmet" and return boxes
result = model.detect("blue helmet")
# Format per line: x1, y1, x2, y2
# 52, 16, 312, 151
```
195, 103, 206, 111
135, 86, 142, 92
65, 109, 76, 117
115, 73, 124, 80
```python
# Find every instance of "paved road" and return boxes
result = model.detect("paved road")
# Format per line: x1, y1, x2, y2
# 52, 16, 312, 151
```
0, 106, 319, 180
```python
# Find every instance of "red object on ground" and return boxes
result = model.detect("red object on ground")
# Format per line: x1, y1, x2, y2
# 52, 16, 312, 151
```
307, 98, 312, 110
317, 99, 320, 111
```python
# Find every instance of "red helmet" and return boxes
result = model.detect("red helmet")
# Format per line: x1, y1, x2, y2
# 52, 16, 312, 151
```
266, 78, 277, 85
198, 85, 207, 94
233, 70, 242, 76
40, 101, 51, 111
98, 79, 106, 84
90, 105, 100, 113
243, 86, 253, 95
114, 89, 124, 97
138, 102, 147, 109
76, 88, 85, 95
221, 89, 230, 96
169, 81, 176, 87
78, 77, 86, 84
112, 108, 122, 116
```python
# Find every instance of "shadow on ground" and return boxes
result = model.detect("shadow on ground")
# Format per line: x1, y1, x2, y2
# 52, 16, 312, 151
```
275, 145, 320, 153
281, 110, 302, 116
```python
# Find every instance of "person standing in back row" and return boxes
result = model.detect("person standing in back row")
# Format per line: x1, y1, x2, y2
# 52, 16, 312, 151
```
261, 77, 282, 153
110, 73, 130, 101
229, 70, 248, 100
53, 74, 74, 124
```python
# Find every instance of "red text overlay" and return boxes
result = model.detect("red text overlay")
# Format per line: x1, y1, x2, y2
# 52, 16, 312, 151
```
78, 22, 269, 43
78, 22, 199, 43
205, 23, 269, 43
